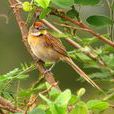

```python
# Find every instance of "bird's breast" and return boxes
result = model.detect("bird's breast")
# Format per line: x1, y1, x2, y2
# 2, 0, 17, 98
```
28, 35, 60, 62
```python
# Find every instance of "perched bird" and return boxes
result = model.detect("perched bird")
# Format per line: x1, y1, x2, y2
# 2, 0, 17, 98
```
28, 21, 101, 91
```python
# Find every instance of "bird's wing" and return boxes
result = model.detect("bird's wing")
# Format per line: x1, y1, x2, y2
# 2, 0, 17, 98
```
43, 33, 68, 57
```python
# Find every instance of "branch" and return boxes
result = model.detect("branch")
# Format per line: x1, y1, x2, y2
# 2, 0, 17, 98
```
51, 9, 114, 48
0, 96, 22, 113
8, 0, 60, 90
41, 19, 106, 66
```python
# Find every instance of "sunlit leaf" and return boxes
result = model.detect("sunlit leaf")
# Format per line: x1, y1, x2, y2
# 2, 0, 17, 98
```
69, 95, 79, 105
70, 101, 88, 114
77, 88, 86, 97
35, 0, 51, 8
22, 1, 33, 12
39, 93, 52, 104
39, 8, 51, 19
49, 103, 58, 114
54, 89, 71, 114
37, 104, 48, 110
49, 87, 61, 99
87, 100, 109, 111
55, 89, 71, 107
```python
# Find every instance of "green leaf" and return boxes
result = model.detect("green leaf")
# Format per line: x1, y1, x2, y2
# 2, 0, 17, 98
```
49, 103, 59, 114
35, 0, 51, 8
54, 104, 66, 114
16, 74, 29, 79
39, 93, 52, 105
66, 6, 80, 20
74, 0, 100, 5
87, 100, 109, 111
54, 89, 71, 114
74, 53, 91, 62
52, 0, 74, 8
49, 87, 61, 99
70, 101, 88, 114
46, 109, 51, 114
69, 95, 79, 105
0, 76, 9, 82
102, 54, 114, 67
90, 72, 110, 79
39, 8, 51, 19
77, 88, 86, 97
55, 89, 71, 107
22, 2, 33, 12
19, 89, 32, 97
37, 104, 48, 110
86, 15, 113, 27
45, 82, 51, 88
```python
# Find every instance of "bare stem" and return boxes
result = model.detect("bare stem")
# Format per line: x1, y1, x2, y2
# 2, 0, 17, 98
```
41, 19, 106, 66
51, 9, 114, 47
0, 96, 22, 113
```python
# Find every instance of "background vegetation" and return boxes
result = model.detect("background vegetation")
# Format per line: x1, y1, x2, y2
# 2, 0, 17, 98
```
0, 0, 114, 114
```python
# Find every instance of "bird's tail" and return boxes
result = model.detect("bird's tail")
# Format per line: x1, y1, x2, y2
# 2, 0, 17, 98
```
64, 57, 102, 91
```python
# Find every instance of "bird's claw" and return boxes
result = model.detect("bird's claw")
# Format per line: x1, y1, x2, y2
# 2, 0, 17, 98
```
43, 69, 51, 75
43, 63, 55, 75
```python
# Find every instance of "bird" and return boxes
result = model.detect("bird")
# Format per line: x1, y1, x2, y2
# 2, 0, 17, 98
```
27, 21, 102, 91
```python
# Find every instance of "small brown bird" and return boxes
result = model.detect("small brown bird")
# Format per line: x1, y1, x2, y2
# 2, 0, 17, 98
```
28, 21, 101, 91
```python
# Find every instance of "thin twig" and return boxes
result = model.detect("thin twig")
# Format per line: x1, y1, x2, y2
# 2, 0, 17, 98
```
41, 19, 106, 66
51, 9, 114, 48
54, 23, 86, 31
24, 95, 38, 114
0, 96, 22, 113
24, 82, 58, 114
40, 81, 58, 94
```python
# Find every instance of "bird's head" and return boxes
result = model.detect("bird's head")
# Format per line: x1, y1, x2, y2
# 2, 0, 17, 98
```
29, 21, 47, 36
34, 22, 45, 30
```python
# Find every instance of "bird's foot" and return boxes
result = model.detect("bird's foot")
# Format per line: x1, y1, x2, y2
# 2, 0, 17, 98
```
43, 63, 56, 75
43, 69, 51, 75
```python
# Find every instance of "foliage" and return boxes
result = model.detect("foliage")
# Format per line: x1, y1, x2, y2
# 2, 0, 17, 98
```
21, 0, 114, 113
0, 64, 113, 114
0, 64, 111, 114
21, 0, 114, 84
1, 0, 114, 113
86, 15, 114, 27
